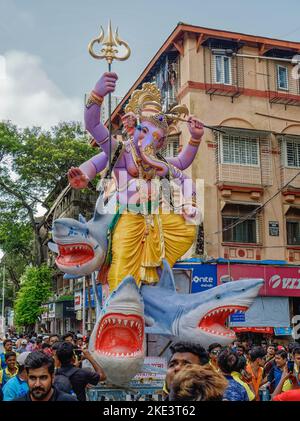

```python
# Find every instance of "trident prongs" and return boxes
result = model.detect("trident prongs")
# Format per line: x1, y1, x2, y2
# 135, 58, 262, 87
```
88, 20, 131, 64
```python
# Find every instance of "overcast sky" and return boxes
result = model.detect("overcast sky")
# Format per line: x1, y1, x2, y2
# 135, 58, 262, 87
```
0, 0, 300, 129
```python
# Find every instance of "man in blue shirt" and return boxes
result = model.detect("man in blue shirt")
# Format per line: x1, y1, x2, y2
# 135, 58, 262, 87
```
3, 352, 30, 401
268, 349, 292, 394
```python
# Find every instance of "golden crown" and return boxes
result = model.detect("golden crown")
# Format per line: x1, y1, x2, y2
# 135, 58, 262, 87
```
124, 82, 188, 134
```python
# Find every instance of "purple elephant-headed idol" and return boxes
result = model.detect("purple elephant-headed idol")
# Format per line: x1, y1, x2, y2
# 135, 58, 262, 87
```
60, 72, 206, 385
68, 72, 204, 292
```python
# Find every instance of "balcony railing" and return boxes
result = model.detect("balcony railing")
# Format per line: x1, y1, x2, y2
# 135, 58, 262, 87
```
204, 48, 244, 99
267, 60, 300, 106
215, 130, 273, 187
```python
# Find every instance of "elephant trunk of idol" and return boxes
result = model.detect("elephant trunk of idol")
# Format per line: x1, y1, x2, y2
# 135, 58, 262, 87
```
138, 138, 168, 177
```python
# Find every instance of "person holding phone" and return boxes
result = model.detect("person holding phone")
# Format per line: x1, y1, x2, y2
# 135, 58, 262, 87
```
271, 348, 300, 401
267, 350, 293, 394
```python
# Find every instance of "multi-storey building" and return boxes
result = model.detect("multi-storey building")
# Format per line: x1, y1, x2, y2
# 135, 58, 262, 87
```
41, 23, 300, 344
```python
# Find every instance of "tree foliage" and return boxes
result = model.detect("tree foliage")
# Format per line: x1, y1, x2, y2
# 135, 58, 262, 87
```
14, 265, 53, 329
0, 120, 97, 268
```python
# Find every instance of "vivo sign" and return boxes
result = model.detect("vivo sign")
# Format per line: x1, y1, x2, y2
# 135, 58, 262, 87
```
218, 264, 300, 297
269, 275, 300, 290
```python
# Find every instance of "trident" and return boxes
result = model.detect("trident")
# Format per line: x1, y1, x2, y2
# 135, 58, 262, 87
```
88, 21, 131, 177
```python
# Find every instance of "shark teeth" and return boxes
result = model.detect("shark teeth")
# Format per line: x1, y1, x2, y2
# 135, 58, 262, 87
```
98, 350, 143, 358
199, 306, 248, 337
203, 306, 248, 319
200, 327, 235, 337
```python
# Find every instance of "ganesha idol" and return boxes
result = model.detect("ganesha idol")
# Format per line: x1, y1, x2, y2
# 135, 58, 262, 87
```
67, 71, 204, 291
52, 71, 205, 384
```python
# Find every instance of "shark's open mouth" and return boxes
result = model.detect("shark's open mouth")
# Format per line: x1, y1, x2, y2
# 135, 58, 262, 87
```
95, 313, 144, 357
56, 243, 94, 266
198, 305, 248, 337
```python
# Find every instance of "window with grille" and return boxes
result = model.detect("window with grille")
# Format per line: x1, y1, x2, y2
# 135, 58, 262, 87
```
285, 138, 300, 168
287, 220, 300, 245
214, 55, 232, 85
222, 203, 260, 244
161, 136, 180, 158
277, 65, 289, 91
222, 216, 257, 243
221, 133, 259, 166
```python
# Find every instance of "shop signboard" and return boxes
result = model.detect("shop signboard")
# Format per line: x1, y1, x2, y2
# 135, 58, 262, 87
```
41, 304, 48, 320
85, 285, 102, 308
218, 264, 300, 297
173, 262, 217, 293
63, 301, 75, 318
74, 291, 82, 311
48, 302, 55, 319
269, 221, 279, 236
274, 327, 292, 336
233, 327, 274, 334
230, 312, 246, 323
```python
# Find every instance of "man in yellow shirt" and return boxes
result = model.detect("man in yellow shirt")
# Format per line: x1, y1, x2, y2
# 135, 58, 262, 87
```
0, 352, 18, 387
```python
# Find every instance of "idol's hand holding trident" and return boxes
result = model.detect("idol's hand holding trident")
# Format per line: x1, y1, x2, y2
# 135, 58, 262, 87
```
88, 21, 131, 177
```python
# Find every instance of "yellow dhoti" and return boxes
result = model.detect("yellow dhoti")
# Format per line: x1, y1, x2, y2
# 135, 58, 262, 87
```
107, 211, 196, 292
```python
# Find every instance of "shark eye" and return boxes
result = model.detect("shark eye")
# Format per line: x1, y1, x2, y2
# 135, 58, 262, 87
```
68, 227, 78, 236
216, 294, 221, 299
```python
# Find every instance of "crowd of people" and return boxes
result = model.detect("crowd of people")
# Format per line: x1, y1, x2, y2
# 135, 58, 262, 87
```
164, 340, 300, 401
0, 331, 106, 401
0, 330, 299, 401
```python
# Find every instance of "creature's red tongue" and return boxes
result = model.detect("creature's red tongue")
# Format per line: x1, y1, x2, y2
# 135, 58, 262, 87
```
56, 243, 94, 266
95, 313, 144, 356
100, 328, 139, 354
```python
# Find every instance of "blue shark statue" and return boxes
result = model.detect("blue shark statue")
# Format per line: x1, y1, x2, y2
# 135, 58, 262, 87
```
89, 275, 146, 386
141, 260, 264, 349
48, 191, 116, 277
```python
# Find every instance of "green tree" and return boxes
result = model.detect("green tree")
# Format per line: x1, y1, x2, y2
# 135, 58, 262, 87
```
14, 265, 53, 331
0, 120, 97, 266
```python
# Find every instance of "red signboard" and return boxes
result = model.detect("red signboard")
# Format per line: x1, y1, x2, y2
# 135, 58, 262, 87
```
218, 264, 300, 297
233, 327, 274, 334
74, 292, 82, 310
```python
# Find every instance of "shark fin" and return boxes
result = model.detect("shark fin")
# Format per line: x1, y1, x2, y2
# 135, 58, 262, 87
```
78, 214, 87, 224
48, 242, 58, 253
157, 259, 176, 292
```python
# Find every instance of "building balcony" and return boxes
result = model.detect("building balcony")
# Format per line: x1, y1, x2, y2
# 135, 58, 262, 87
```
215, 128, 273, 187
281, 167, 300, 191
266, 59, 300, 106
217, 164, 263, 186
203, 42, 244, 100
205, 82, 243, 99
222, 243, 262, 260
268, 91, 300, 106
